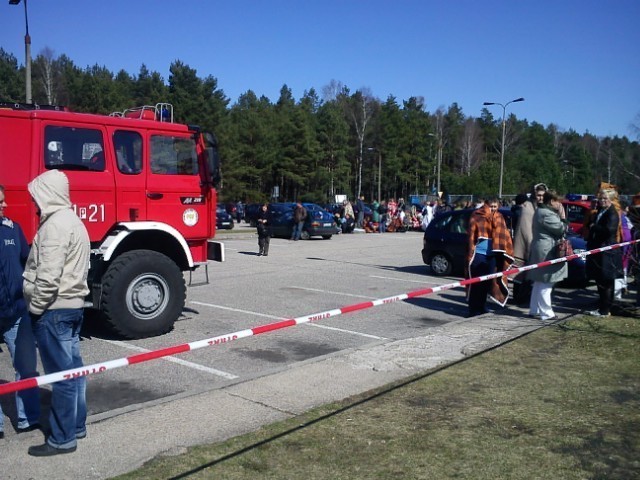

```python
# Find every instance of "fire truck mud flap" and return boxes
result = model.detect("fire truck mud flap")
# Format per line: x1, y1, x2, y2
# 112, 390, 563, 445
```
101, 250, 186, 339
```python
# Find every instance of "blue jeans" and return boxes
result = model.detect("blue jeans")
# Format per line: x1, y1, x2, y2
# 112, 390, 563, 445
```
33, 309, 86, 449
0, 309, 40, 431
379, 215, 387, 233
291, 221, 304, 240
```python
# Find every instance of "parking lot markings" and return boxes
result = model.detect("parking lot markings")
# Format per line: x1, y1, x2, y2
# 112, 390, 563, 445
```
304, 322, 387, 339
289, 286, 378, 299
100, 339, 239, 379
190, 301, 284, 320
370, 275, 451, 285
193, 299, 384, 339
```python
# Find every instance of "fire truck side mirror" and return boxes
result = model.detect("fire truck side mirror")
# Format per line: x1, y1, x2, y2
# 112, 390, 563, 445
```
204, 132, 221, 187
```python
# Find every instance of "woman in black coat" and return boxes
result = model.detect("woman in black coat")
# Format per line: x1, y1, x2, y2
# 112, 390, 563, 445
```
585, 188, 622, 316
256, 203, 271, 256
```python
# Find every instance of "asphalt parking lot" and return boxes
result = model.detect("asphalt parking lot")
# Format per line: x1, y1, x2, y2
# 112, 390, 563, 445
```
0, 224, 599, 479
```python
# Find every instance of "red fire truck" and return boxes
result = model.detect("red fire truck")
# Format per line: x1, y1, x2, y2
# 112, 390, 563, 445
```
0, 102, 224, 338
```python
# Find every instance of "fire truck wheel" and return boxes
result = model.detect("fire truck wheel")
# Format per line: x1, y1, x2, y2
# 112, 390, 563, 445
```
101, 250, 186, 339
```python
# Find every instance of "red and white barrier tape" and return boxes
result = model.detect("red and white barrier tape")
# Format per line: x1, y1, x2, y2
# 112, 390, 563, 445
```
0, 238, 637, 396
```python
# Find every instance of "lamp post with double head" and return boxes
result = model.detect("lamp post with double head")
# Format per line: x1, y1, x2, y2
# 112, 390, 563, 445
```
483, 97, 525, 199
9, 0, 32, 104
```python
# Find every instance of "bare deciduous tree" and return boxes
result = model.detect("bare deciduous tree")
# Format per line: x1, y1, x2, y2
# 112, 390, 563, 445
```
34, 47, 57, 104
321, 79, 345, 103
343, 88, 377, 198
459, 118, 482, 175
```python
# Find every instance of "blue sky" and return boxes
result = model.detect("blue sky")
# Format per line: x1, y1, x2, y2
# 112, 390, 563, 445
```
2, 0, 639, 138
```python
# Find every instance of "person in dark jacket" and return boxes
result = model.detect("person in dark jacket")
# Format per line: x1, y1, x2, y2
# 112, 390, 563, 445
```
291, 202, 307, 241
378, 201, 388, 233
627, 193, 640, 306
0, 185, 40, 439
511, 193, 528, 236
235, 200, 244, 223
256, 203, 271, 256
584, 187, 622, 317
356, 195, 365, 228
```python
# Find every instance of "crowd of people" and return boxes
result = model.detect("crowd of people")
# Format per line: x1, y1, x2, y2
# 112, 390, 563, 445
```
466, 182, 639, 319
250, 185, 640, 320
311, 184, 640, 319
331, 196, 462, 235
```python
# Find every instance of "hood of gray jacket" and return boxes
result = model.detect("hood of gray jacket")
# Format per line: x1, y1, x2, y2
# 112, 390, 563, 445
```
27, 169, 71, 222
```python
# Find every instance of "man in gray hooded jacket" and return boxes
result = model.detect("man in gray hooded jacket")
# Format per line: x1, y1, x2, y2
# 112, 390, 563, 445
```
23, 170, 90, 457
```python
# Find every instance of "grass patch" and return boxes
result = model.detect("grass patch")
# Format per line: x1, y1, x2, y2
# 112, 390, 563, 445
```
112, 316, 640, 480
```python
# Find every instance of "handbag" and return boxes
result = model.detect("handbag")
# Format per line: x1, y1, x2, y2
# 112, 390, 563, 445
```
556, 237, 574, 258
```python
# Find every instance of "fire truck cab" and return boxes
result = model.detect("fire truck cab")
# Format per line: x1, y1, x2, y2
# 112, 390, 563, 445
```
0, 102, 223, 338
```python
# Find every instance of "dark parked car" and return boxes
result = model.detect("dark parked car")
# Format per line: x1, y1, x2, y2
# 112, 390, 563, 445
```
244, 203, 262, 226
224, 202, 238, 220
421, 208, 586, 285
268, 202, 338, 239
216, 203, 234, 230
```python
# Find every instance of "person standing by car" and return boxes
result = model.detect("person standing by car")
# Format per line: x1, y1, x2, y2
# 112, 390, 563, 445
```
527, 190, 568, 320
584, 187, 622, 317
356, 195, 365, 228
235, 200, 244, 224
291, 202, 307, 241
466, 197, 514, 317
0, 185, 40, 439
421, 201, 434, 231
23, 170, 90, 457
511, 193, 528, 235
256, 203, 270, 256
627, 193, 640, 307
512, 183, 549, 304
378, 201, 388, 233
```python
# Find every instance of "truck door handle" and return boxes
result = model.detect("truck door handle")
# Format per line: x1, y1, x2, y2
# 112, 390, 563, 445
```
147, 192, 164, 200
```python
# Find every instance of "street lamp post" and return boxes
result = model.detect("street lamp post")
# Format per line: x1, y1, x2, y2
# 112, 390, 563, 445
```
9, 0, 32, 104
483, 97, 525, 199
428, 133, 443, 196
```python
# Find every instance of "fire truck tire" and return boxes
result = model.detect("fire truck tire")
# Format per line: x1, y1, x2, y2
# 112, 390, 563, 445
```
101, 250, 185, 339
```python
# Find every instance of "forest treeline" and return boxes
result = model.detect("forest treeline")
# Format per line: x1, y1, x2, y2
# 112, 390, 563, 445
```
1, 48, 639, 204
